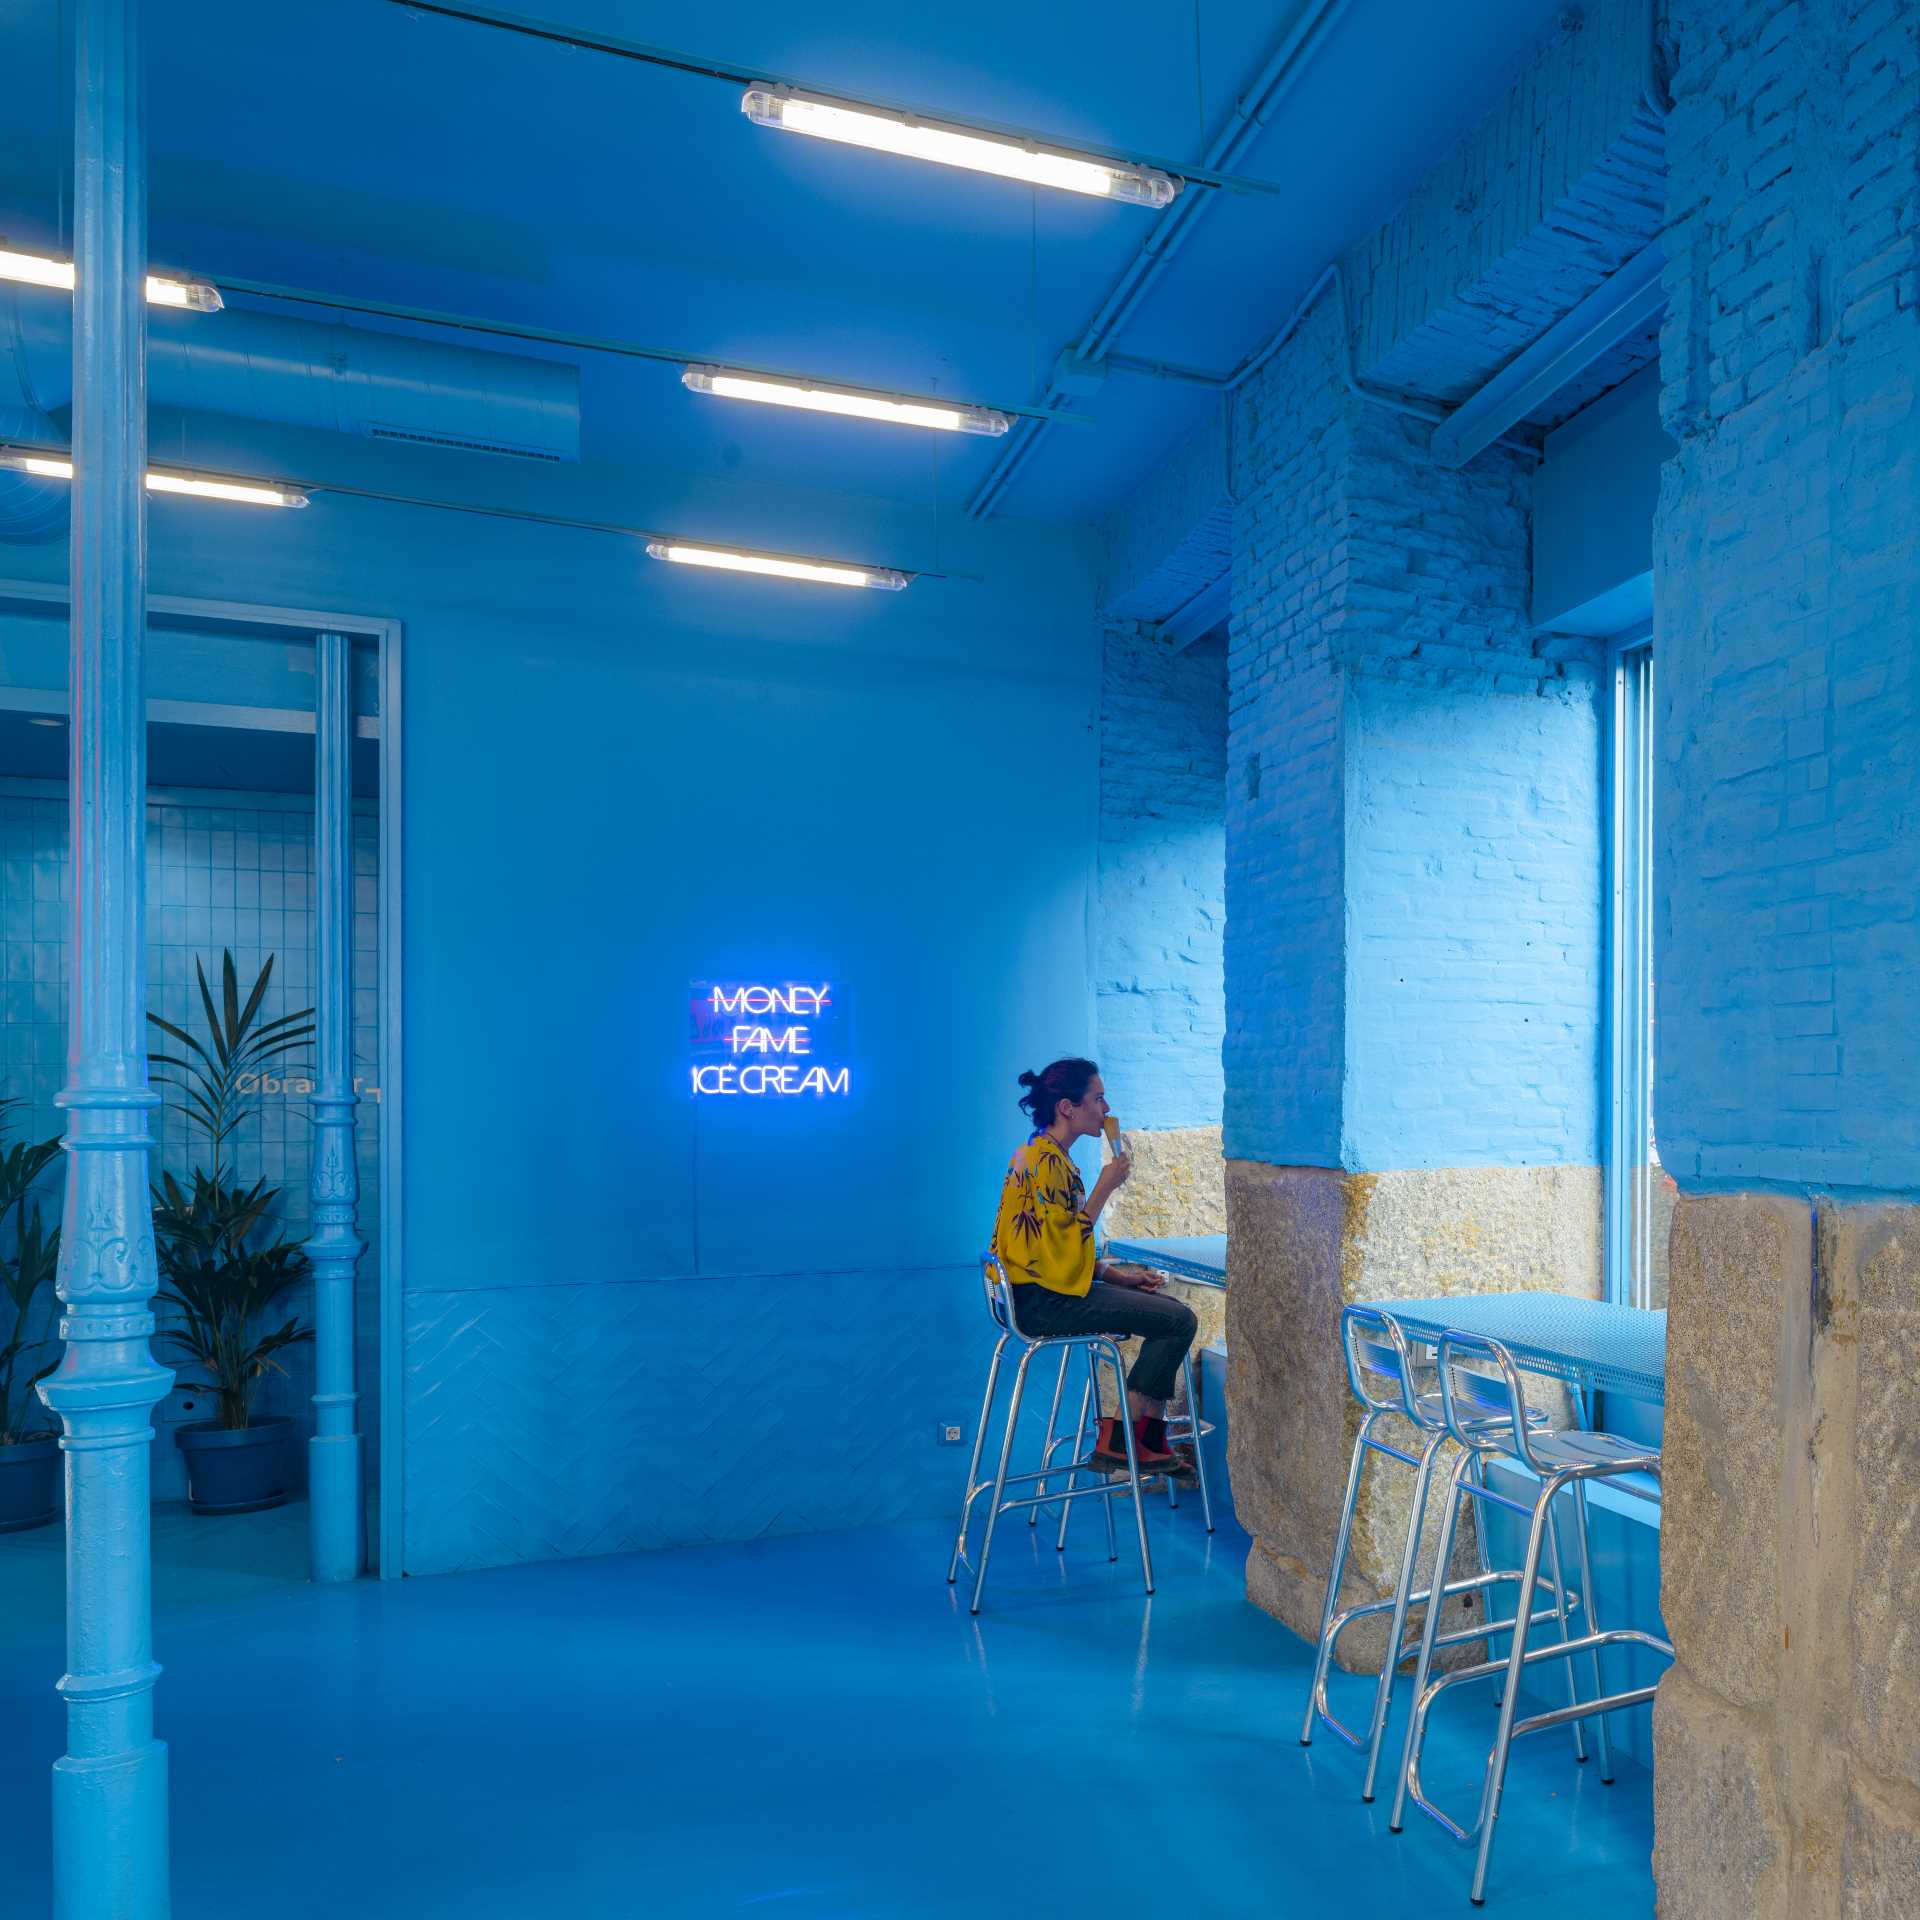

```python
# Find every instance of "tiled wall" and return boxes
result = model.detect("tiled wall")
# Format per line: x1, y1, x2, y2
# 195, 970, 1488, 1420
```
0, 777, 380, 1501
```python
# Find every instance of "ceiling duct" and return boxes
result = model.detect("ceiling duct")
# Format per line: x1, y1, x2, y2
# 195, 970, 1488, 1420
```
0, 286, 581, 539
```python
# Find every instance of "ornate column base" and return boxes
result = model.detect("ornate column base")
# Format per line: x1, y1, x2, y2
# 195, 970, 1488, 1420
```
52, 1742, 170, 1920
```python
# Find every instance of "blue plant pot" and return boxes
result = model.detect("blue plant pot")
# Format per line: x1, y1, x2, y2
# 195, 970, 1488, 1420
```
175, 1415, 295, 1515
0, 1434, 61, 1533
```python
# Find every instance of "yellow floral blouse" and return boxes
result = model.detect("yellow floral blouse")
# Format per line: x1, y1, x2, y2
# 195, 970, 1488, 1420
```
991, 1130, 1096, 1297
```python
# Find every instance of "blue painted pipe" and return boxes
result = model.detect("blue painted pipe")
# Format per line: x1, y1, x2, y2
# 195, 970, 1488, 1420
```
0, 281, 580, 536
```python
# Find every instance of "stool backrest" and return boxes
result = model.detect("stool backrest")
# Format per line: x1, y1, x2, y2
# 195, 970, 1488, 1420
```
1435, 1331, 1546, 1468
981, 1251, 1016, 1332
1340, 1306, 1423, 1420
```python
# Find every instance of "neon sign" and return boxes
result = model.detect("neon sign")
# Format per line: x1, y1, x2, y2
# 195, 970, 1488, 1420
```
689, 981, 850, 1097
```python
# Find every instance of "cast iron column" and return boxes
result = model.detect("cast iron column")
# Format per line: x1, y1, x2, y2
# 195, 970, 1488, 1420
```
307, 630, 365, 1581
36, 0, 175, 1913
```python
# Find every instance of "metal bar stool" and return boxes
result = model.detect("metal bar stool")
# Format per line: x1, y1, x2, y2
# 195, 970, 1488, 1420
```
1301, 1307, 1589, 1804
947, 1254, 1192, 1613
1389, 1331, 1669, 1905
1028, 1325, 1216, 1541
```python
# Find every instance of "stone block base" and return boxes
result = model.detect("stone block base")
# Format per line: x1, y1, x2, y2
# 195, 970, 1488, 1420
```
1654, 1192, 1920, 1919
1100, 1124, 1226, 1239
1223, 1160, 1600, 1666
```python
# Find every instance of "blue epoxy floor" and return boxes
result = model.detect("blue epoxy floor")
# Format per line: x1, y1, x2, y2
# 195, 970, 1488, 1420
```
0, 1499, 1654, 1917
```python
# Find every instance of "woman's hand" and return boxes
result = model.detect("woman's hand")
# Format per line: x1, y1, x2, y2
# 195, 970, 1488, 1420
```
1101, 1260, 1165, 1292
1084, 1150, 1132, 1227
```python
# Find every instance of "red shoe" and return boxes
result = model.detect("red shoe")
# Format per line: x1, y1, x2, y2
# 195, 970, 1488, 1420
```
1090, 1415, 1179, 1476
1142, 1415, 1199, 1480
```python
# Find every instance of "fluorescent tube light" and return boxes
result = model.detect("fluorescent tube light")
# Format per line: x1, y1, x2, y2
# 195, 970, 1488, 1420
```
645, 538, 909, 591
0, 450, 307, 508
0, 245, 224, 311
740, 89, 1180, 208
682, 365, 1010, 436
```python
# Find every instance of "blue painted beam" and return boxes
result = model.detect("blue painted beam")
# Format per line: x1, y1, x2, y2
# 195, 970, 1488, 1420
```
1429, 241, 1667, 471
1160, 572, 1230, 653
307, 631, 366, 1583
36, 0, 175, 1913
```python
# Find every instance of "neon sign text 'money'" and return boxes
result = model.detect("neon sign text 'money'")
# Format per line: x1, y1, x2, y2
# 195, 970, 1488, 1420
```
689, 981, 850, 1097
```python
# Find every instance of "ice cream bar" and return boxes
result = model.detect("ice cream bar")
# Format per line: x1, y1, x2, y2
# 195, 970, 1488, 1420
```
1103, 1116, 1123, 1156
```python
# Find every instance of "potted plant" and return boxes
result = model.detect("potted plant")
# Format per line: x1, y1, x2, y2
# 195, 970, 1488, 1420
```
153, 1172, 313, 1513
0, 1098, 64, 1533
149, 952, 315, 1515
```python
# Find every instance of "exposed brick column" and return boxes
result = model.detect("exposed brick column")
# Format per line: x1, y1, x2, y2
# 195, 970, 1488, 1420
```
1224, 287, 1605, 1650
1651, 4, 1920, 1914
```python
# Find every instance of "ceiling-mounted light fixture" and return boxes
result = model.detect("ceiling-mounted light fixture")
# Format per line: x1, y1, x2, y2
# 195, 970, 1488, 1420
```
740, 89, 1181, 208
1, 450, 308, 508
0, 244, 224, 312
682, 365, 1011, 436
645, 537, 910, 591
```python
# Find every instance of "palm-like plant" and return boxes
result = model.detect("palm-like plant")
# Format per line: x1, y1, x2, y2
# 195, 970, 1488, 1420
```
0, 1098, 64, 1445
148, 950, 314, 1188
147, 951, 317, 1432
152, 1171, 312, 1431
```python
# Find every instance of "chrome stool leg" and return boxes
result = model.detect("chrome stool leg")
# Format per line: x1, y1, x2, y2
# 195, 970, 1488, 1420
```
1358, 1426, 1442, 1800
1389, 1446, 1471, 1831
1030, 1344, 1073, 1527
969, 1345, 1036, 1615
1571, 1478, 1614, 1781
1179, 1350, 1216, 1532
1054, 1358, 1095, 1552
1100, 1336, 1154, 1594
1542, 1494, 1590, 1764
1300, 1407, 1378, 1746
948, 1334, 1006, 1584
1469, 1492, 1552, 1905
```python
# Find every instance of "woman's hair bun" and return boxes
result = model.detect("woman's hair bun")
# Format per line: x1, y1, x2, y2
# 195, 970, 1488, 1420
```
1016, 1057, 1099, 1125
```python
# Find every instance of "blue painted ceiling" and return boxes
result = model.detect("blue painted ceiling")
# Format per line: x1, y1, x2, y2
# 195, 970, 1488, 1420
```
0, 0, 1574, 528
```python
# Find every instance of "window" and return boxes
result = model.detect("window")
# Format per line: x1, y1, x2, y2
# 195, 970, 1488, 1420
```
1605, 634, 1666, 1308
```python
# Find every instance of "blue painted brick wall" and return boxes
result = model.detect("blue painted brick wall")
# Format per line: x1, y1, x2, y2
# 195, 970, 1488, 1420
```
1227, 245, 1605, 1172
1225, 299, 1352, 1168
1654, 0, 1920, 1197
1096, 621, 1225, 1130
1345, 671, 1603, 1168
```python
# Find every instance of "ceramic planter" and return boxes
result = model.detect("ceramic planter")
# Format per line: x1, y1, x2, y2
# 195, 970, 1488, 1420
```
0, 1434, 61, 1533
174, 1414, 295, 1515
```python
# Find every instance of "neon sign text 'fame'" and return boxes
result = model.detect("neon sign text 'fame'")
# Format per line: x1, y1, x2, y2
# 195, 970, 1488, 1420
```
689, 981, 850, 1097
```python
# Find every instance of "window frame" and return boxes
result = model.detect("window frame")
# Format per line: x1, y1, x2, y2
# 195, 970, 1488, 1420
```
1603, 624, 1655, 1308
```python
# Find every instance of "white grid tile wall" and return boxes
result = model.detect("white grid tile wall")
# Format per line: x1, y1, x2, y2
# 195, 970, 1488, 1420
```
0, 777, 381, 1501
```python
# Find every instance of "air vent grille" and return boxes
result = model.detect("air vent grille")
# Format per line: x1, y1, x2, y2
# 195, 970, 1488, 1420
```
368, 426, 561, 462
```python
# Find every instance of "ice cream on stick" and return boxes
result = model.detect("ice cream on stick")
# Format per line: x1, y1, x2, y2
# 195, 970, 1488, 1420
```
1103, 1115, 1124, 1157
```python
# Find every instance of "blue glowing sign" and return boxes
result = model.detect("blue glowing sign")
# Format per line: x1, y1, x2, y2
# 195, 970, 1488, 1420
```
689, 981, 850, 1097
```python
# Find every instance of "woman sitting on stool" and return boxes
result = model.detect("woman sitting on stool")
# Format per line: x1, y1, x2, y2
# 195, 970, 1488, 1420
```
990, 1057, 1198, 1477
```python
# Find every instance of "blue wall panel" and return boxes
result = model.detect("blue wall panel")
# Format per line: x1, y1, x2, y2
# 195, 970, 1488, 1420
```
3, 466, 1101, 1572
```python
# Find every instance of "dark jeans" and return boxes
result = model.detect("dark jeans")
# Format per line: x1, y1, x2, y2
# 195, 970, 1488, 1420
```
1007, 1281, 1200, 1405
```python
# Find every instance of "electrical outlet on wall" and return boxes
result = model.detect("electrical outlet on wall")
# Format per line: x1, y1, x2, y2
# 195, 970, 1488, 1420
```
936, 1423, 965, 1446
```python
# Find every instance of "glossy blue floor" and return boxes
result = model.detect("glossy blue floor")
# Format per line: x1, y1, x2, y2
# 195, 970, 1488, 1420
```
0, 1499, 1654, 1917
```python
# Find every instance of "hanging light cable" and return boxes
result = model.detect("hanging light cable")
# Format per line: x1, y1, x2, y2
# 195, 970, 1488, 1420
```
741, 89, 1181, 207
0, 243, 224, 311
